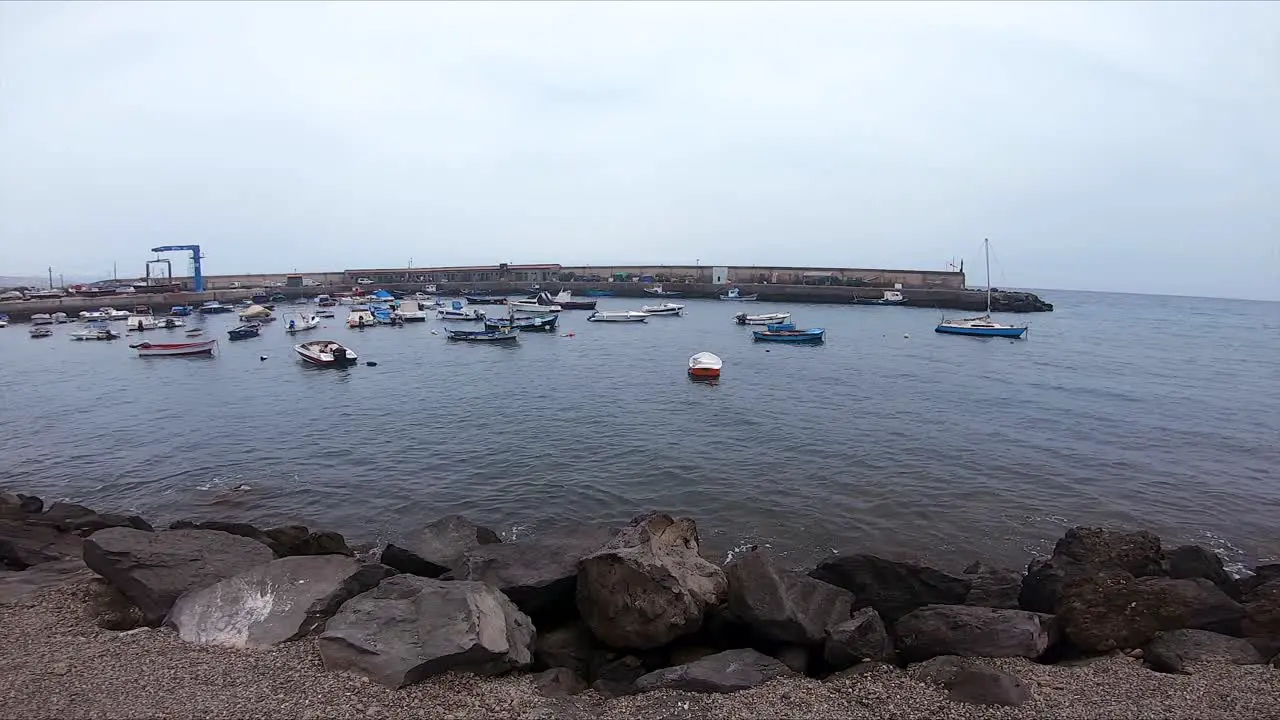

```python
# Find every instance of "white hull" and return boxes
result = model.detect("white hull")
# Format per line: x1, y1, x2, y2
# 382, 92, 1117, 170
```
346, 310, 377, 327
79, 312, 107, 321
285, 316, 321, 334
105, 310, 131, 321
735, 312, 790, 325
641, 303, 685, 315
436, 309, 486, 321
588, 310, 650, 322
688, 351, 722, 376
397, 312, 429, 322
135, 339, 217, 356
295, 340, 358, 365
509, 301, 561, 314
30, 315, 53, 325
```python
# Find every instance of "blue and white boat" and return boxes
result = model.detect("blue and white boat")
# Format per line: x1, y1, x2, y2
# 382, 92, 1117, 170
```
765, 322, 795, 331
935, 239, 1027, 339
446, 327, 519, 343
436, 300, 485, 321
719, 288, 759, 301
170, 305, 193, 316
198, 300, 233, 314
752, 327, 825, 344
485, 314, 558, 332
369, 304, 401, 325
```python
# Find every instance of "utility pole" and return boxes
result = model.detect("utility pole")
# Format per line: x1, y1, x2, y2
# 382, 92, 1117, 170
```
48, 266, 53, 290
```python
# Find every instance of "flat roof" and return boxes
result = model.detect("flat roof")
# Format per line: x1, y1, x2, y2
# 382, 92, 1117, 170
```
345, 264, 561, 273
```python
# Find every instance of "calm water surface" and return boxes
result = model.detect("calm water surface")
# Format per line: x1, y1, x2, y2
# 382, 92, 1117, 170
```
2, 290, 1277, 572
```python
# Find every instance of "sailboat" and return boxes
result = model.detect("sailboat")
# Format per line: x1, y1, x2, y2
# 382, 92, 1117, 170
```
935, 239, 1028, 338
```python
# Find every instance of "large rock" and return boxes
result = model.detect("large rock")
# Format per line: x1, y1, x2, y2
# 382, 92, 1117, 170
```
32, 503, 152, 535
1020, 527, 1164, 613
824, 607, 893, 668
170, 520, 276, 553
893, 605, 1053, 662
1143, 629, 1266, 674
577, 513, 727, 649
725, 548, 853, 646
317, 574, 534, 688
261, 525, 354, 557
1164, 545, 1232, 591
534, 622, 595, 677
381, 515, 502, 578
962, 561, 1023, 609
1059, 571, 1244, 652
82, 528, 275, 626
0, 519, 83, 570
632, 648, 792, 694
450, 523, 616, 618
1241, 578, 1280, 639
809, 554, 969, 622
166, 555, 396, 647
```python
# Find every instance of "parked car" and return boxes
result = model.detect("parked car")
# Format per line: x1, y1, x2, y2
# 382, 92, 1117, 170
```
356, 277, 374, 285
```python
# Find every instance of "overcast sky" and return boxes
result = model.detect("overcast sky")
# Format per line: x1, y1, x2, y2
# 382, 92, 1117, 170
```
1, 1, 1276, 299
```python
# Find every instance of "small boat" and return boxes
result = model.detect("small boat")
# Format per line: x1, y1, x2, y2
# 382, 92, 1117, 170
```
316, 308, 336, 318
127, 316, 161, 331
550, 290, 597, 310
170, 305, 194, 316
69, 322, 119, 341
132, 339, 217, 357
239, 304, 272, 320
347, 307, 377, 328
29, 326, 53, 338
688, 352, 722, 378
765, 322, 796, 331
369, 290, 396, 304
583, 289, 614, 297
269, 293, 287, 303
79, 310, 107, 321
132, 305, 154, 317
936, 239, 1028, 339
52, 312, 70, 323
30, 313, 53, 325
158, 317, 186, 329
185, 329, 203, 337
854, 290, 907, 306
463, 295, 508, 305
510, 294, 562, 314
752, 327, 825, 344
641, 303, 685, 316
587, 310, 650, 322
284, 313, 320, 334
0, 313, 8, 328
436, 301, 486, 321
734, 312, 790, 325
412, 292, 434, 302
316, 294, 338, 307
104, 308, 132, 321
446, 328, 519, 343
251, 292, 269, 304
719, 288, 758, 301
295, 339, 358, 366
198, 300, 233, 314
485, 314, 559, 332
227, 323, 261, 341
645, 284, 683, 297
393, 300, 429, 322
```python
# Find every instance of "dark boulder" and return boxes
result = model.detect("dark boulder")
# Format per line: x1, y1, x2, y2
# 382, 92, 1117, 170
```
0, 519, 83, 570
166, 555, 396, 647
451, 523, 616, 618
632, 648, 792, 694
590, 655, 646, 697
1059, 571, 1244, 652
962, 561, 1023, 610
170, 520, 276, 553
264, 525, 310, 554
725, 547, 853, 646
893, 605, 1053, 662
316, 574, 534, 689
532, 667, 587, 697
774, 645, 809, 674
1241, 578, 1280, 639
577, 513, 726, 649
534, 622, 595, 677
809, 554, 969, 622
1142, 629, 1266, 674
4, 493, 45, 515
33, 503, 152, 535
82, 528, 275, 626
1237, 565, 1280, 596
381, 515, 502, 578
944, 666, 1031, 707
260, 525, 353, 557
824, 607, 894, 669
1020, 527, 1164, 614
1165, 545, 1232, 593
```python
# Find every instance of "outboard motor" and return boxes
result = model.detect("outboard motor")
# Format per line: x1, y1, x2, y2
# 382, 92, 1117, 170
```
332, 347, 347, 362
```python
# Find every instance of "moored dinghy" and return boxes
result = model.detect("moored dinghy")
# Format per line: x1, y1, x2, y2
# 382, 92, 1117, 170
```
228, 323, 261, 341
445, 328, 519, 343
550, 290, 597, 310
132, 339, 217, 356
854, 290, 907, 306
936, 239, 1028, 339
641, 303, 685, 316
436, 300, 486, 321
752, 327, 825, 344
688, 352, 722, 379
29, 326, 53, 338
587, 310, 650, 322
718, 288, 758, 301
296, 339, 358, 366
644, 284, 683, 297
734, 312, 790, 325
284, 312, 320, 334
485, 314, 558, 332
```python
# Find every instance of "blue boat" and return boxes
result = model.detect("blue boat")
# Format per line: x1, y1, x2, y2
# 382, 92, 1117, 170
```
583, 289, 614, 297
446, 328, 519, 343
369, 304, 401, 325
227, 323, 261, 341
752, 327, 825, 344
169, 305, 193, 316
765, 322, 795, 331
485, 314, 558, 332
935, 239, 1028, 339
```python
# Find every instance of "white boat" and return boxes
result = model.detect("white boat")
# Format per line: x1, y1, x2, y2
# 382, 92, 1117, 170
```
79, 310, 107, 321
30, 313, 54, 325
284, 312, 321, 334
315, 294, 337, 307
509, 295, 562, 314
641, 303, 685, 315
296, 339, 358, 366
52, 312, 70, 323
853, 290, 907, 306
239, 304, 272, 320
936, 239, 1028, 339
733, 312, 790, 325
132, 339, 217, 357
127, 315, 162, 331
316, 309, 336, 318
70, 322, 119, 341
29, 326, 53, 338
394, 300, 429, 322
718, 288, 758, 301
644, 284, 683, 297
688, 351, 722, 378
435, 301, 486, 321
346, 307, 377, 328
156, 317, 186, 329
587, 310, 650, 322
104, 308, 131, 321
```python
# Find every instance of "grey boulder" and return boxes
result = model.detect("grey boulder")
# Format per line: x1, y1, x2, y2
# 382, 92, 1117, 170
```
381, 515, 502, 578
31, 502, 152, 535
962, 561, 1023, 609
1143, 629, 1266, 674
725, 547, 853, 645
809, 554, 970, 622
165, 555, 396, 648
0, 519, 83, 570
0, 559, 89, 604
893, 605, 1053, 662
317, 574, 534, 689
1165, 545, 1232, 592
633, 648, 792, 694
1059, 571, 1244, 652
83, 528, 275, 626
824, 607, 894, 668
577, 513, 727, 649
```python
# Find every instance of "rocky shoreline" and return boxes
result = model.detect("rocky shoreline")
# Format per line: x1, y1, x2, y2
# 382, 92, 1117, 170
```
2, 491, 1277, 717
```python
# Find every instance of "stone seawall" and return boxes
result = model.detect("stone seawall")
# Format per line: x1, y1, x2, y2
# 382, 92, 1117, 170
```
2, 488, 1275, 712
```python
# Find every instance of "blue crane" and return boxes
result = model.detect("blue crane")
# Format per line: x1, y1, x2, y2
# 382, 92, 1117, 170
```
150, 245, 205, 292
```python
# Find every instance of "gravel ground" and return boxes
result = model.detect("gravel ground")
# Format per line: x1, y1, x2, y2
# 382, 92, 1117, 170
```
1, 576, 1277, 719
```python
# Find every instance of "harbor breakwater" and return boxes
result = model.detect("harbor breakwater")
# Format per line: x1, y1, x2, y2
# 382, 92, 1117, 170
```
3, 489, 1276, 705
0, 283, 1051, 322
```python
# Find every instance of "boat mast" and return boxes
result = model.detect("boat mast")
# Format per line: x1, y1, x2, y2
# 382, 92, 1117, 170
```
984, 238, 991, 315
